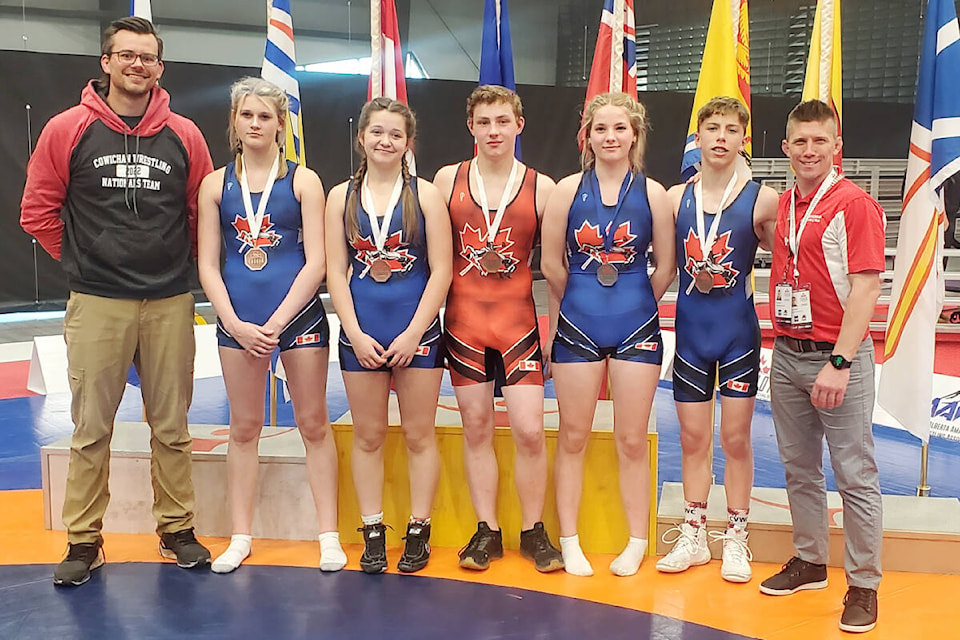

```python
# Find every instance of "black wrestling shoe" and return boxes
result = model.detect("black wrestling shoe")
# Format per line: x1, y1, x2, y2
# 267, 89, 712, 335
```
397, 522, 431, 573
358, 523, 388, 574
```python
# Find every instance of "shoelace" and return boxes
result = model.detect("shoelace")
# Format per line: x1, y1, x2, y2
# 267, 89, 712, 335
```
660, 525, 699, 552
459, 530, 495, 556
708, 530, 753, 562
844, 587, 876, 612
528, 530, 552, 554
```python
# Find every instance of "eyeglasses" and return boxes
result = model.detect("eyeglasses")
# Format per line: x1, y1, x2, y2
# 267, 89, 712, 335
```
109, 50, 160, 66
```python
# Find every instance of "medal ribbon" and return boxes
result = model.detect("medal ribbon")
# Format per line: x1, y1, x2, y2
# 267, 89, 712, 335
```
237, 154, 280, 253
787, 167, 840, 282
361, 172, 405, 253
583, 169, 634, 270
472, 158, 520, 248
686, 171, 738, 294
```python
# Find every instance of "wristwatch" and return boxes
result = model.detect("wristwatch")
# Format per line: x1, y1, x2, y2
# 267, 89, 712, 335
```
829, 354, 852, 370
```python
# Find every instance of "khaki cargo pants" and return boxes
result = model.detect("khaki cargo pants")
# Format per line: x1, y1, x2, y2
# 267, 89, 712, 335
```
62, 291, 197, 544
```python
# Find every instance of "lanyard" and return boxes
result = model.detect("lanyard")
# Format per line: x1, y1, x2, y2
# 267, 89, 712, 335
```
693, 171, 738, 263
237, 154, 280, 252
361, 172, 405, 252
472, 158, 520, 245
787, 167, 839, 281
588, 169, 635, 254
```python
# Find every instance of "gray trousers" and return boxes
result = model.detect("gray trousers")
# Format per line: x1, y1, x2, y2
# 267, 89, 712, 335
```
770, 337, 882, 589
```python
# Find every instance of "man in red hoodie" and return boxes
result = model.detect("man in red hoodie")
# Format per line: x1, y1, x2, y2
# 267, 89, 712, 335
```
20, 16, 214, 586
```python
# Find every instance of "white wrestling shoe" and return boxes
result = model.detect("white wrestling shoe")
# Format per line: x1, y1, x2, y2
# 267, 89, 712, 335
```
656, 523, 711, 573
709, 529, 753, 583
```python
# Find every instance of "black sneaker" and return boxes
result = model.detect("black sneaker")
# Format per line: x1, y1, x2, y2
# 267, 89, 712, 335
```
519, 522, 564, 573
53, 541, 104, 586
839, 586, 878, 633
458, 522, 504, 571
397, 522, 431, 573
159, 528, 211, 569
358, 523, 388, 574
759, 556, 828, 595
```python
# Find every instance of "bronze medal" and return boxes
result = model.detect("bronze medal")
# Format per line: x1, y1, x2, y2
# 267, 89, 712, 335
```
480, 249, 503, 274
370, 258, 392, 283
695, 269, 714, 293
596, 263, 618, 287
244, 247, 268, 271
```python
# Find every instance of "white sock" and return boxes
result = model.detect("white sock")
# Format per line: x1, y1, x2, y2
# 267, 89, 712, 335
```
559, 534, 594, 576
361, 512, 384, 526
318, 531, 347, 572
610, 537, 648, 576
212, 534, 252, 574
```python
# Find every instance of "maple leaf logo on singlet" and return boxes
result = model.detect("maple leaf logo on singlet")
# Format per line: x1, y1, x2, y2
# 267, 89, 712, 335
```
458, 222, 518, 276
682, 228, 740, 290
352, 229, 416, 275
232, 214, 282, 249
573, 220, 637, 267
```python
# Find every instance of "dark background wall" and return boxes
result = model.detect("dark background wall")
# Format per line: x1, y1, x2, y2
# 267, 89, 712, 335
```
2, 50, 912, 309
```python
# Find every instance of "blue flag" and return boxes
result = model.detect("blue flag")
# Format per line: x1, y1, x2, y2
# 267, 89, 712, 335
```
479, 0, 516, 89
479, 0, 521, 158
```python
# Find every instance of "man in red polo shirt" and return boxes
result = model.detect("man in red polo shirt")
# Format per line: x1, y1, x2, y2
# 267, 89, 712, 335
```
759, 100, 884, 634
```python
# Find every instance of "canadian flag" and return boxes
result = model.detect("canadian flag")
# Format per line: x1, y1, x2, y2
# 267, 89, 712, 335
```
518, 360, 540, 372
635, 341, 659, 352
727, 379, 750, 393
415, 345, 431, 357
296, 333, 321, 346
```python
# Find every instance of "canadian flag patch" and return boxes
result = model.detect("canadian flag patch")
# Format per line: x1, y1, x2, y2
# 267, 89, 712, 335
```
415, 345, 431, 356
518, 360, 541, 372
726, 380, 750, 393
296, 333, 321, 345
635, 341, 659, 352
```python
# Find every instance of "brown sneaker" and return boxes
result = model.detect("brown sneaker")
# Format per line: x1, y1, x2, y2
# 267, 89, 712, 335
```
458, 522, 503, 571
759, 556, 828, 595
519, 522, 564, 573
839, 586, 878, 633
53, 541, 105, 586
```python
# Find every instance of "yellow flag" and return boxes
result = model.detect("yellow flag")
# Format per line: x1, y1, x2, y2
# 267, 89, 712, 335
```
681, 0, 751, 180
802, 0, 842, 166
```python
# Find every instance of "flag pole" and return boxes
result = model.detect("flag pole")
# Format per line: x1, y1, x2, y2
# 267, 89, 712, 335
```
918, 443, 931, 496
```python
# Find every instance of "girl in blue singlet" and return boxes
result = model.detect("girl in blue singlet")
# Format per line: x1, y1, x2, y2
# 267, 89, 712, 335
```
197, 78, 345, 574
325, 98, 452, 574
540, 92, 676, 577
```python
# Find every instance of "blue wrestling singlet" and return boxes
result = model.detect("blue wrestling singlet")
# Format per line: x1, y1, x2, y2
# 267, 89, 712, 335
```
339, 179, 443, 371
673, 180, 762, 402
552, 170, 662, 365
217, 160, 328, 351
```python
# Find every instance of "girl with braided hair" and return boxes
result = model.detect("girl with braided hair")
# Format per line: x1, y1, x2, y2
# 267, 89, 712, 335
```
325, 97, 452, 574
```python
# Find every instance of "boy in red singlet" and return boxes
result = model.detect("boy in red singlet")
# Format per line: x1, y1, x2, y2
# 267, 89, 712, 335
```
433, 85, 562, 572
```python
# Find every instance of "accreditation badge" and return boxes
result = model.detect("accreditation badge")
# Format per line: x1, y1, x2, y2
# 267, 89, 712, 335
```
774, 282, 793, 328
791, 283, 813, 331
